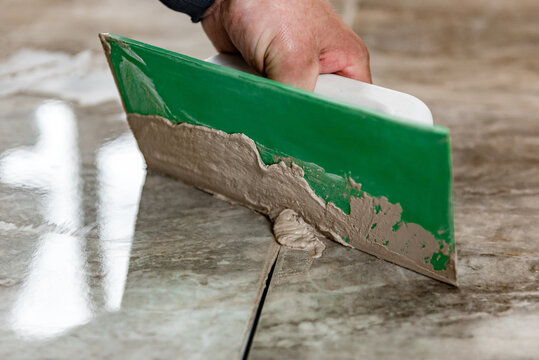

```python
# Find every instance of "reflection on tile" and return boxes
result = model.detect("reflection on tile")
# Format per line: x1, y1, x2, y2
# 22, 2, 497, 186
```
0, 0, 275, 356
0, 101, 82, 231
0, 101, 147, 338
1, 101, 90, 339
9, 233, 91, 340
96, 134, 146, 311
0, 96, 279, 359
1, 0, 538, 358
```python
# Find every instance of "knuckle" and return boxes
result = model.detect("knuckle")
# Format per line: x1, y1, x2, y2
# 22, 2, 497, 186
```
276, 39, 318, 70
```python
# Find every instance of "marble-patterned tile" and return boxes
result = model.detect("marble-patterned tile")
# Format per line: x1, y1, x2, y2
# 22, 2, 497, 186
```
0, 94, 279, 359
2, 0, 539, 359
250, 238, 539, 360
0, 177, 278, 360
250, 1, 539, 359
0, 0, 214, 59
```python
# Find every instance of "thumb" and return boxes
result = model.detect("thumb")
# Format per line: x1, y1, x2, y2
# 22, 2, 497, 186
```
264, 50, 320, 91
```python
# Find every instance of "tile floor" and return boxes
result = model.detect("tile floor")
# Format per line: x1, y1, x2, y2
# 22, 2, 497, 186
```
1, 0, 538, 359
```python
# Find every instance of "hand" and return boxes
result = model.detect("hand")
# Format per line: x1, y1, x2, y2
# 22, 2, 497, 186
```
201, 0, 372, 91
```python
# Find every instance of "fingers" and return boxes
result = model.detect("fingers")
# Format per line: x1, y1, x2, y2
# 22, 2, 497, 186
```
337, 62, 372, 84
201, 4, 237, 53
336, 46, 372, 84
264, 42, 320, 91
202, 0, 372, 90
320, 38, 372, 84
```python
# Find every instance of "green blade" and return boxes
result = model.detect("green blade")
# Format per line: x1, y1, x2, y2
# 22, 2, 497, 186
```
100, 33, 456, 284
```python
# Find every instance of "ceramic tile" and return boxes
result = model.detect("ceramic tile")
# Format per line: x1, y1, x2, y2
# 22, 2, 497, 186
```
0, 94, 278, 360
1, 0, 539, 359
250, 1, 539, 358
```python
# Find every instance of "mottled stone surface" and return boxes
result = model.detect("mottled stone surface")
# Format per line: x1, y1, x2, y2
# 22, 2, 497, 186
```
0, 95, 278, 359
251, 0, 539, 359
251, 241, 539, 359
1, 2, 274, 358
1, 0, 539, 359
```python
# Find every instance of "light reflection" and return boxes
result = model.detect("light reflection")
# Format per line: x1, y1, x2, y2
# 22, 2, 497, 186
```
9, 233, 92, 339
96, 134, 146, 311
0, 101, 82, 230
1, 101, 91, 339
1, 100, 147, 338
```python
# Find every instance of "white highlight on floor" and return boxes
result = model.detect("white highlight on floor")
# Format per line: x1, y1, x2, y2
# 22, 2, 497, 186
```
96, 134, 146, 311
0, 101, 146, 339
1, 101, 91, 339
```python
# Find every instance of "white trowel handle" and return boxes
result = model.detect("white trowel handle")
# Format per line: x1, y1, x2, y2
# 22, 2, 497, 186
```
206, 53, 433, 126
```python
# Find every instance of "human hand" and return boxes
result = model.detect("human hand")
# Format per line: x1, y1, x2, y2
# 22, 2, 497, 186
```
201, 0, 372, 91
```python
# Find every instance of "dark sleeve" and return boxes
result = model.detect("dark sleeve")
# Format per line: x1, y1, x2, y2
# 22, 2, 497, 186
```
159, 0, 216, 23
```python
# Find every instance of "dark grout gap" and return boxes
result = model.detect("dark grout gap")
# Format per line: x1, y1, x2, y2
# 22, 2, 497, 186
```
241, 255, 279, 360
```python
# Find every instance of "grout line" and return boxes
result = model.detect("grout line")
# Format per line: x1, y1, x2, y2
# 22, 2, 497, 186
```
241, 251, 279, 360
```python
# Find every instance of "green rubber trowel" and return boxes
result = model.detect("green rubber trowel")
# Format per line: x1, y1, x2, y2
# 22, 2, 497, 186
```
100, 33, 457, 285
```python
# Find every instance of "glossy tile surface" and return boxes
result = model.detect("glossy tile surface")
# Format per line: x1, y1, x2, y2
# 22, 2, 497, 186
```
0, 95, 279, 359
1, 1, 277, 357
1, 0, 539, 359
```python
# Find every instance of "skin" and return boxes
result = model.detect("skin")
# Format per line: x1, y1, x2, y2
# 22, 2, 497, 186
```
201, 0, 372, 91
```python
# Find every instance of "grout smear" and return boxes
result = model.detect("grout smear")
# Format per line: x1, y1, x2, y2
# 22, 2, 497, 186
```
273, 209, 326, 258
